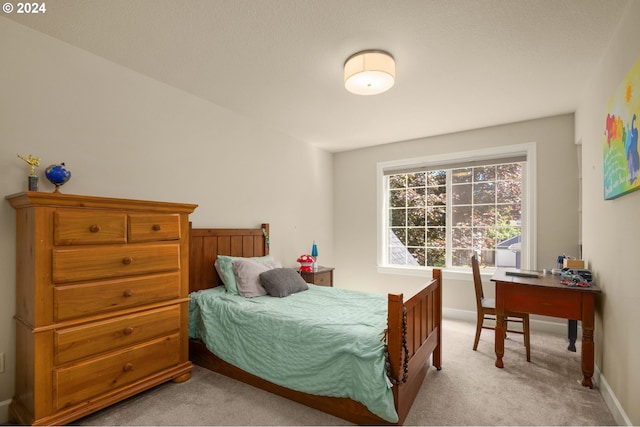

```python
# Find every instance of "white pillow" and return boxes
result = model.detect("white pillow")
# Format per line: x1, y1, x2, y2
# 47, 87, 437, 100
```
231, 258, 281, 298
214, 254, 274, 295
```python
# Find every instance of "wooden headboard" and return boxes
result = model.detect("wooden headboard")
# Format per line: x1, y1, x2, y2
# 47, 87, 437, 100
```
188, 223, 269, 293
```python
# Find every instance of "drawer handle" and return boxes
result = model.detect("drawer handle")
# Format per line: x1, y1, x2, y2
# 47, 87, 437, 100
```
122, 256, 133, 265
123, 327, 134, 335
152, 224, 161, 231
123, 363, 133, 372
89, 224, 101, 233
123, 289, 134, 297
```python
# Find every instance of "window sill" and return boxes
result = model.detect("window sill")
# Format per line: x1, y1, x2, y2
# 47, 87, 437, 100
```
377, 265, 496, 281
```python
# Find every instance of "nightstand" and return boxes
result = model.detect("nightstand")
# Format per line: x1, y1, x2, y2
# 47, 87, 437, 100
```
300, 266, 334, 287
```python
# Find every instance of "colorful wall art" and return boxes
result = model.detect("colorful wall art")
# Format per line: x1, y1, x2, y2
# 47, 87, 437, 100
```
603, 58, 640, 200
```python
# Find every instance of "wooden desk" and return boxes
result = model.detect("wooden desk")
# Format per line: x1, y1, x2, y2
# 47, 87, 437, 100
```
491, 269, 601, 388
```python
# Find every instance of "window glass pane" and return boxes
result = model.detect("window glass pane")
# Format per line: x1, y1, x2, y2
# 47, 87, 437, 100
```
407, 172, 425, 187
427, 248, 445, 267
390, 228, 406, 246
473, 227, 495, 249
427, 186, 446, 205
427, 206, 446, 226
452, 249, 473, 267
389, 246, 407, 265
427, 170, 446, 186
452, 226, 472, 247
407, 208, 425, 226
452, 168, 472, 183
390, 208, 406, 226
472, 205, 495, 227
406, 187, 425, 207
497, 180, 521, 204
497, 163, 521, 180
492, 226, 521, 246
389, 189, 406, 207
408, 248, 425, 266
473, 182, 495, 204
480, 249, 496, 268
452, 206, 472, 226
451, 183, 471, 205
497, 205, 521, 224
407, 228, 425, 246
474, 166, 495, 182
389, 175, 406, 189
426, 227, 446, 248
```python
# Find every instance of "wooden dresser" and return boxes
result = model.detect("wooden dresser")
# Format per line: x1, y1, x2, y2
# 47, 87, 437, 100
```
6, 192, 197, 426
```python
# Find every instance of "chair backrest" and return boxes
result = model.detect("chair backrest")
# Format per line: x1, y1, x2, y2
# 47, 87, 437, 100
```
471, 255, 485, 311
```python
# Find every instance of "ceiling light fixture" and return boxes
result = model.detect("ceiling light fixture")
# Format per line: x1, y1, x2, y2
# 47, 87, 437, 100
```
344, 50, 395, 95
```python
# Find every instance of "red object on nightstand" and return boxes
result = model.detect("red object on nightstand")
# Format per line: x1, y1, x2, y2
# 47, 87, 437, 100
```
297, 254, 314, 272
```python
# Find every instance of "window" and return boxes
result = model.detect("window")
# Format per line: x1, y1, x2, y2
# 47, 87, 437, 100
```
377, 144, 536, 273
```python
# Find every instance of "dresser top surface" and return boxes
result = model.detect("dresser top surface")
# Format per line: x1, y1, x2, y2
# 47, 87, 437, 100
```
6, 191, 198, 213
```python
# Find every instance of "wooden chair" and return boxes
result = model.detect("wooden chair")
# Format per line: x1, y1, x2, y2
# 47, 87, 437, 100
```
471, 255, 531, 361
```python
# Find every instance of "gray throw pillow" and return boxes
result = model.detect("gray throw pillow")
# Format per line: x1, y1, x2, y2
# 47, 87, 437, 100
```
259, 268, 309, 297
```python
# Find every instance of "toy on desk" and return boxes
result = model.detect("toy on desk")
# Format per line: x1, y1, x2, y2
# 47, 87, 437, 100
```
560, 268, 593, 287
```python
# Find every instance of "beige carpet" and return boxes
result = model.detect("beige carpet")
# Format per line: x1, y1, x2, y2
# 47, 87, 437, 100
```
76, 318, 616, 426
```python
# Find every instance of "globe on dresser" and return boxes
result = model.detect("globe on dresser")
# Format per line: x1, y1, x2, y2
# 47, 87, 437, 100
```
45, 163, 71, 193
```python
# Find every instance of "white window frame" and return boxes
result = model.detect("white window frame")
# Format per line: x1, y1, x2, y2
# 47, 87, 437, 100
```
376, 143, 537, 279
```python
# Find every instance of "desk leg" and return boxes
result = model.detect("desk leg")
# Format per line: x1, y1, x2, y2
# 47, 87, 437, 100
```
568, 320, 577, 352
581, 294, 596, 388
495, 282, 505, 368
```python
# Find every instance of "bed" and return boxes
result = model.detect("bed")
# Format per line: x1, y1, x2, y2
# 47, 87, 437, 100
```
188, 223, 442, 425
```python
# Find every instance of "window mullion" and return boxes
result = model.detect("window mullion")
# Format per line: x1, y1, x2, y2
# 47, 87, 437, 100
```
445, 170, 453, 268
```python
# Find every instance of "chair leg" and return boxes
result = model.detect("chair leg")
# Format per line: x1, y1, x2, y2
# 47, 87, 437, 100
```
473, 313, 483, 351
524, 316, 531, 362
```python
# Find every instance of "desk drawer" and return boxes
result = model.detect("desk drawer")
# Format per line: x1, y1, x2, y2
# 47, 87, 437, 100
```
55, 210, 127, 245
52, 243, 180, 284
54, 272, 180, 321
505, 285, 582, 319
55, 305, 181, 364
54, 333, 181, 410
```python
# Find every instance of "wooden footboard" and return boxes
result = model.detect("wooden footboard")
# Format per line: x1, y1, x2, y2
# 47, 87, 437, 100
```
387, 269, 442, 424
188, 224, 442, 425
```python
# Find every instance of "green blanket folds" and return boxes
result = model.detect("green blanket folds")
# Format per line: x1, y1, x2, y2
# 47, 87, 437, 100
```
188, 284, 398, 423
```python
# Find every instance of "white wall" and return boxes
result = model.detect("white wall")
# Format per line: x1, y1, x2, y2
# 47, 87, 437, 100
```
0, 18, 333, 421
333, 114, 579, 312
575, 1, 640, 424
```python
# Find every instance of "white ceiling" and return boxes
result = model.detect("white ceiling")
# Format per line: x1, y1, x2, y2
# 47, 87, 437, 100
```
5, 0, 629, 152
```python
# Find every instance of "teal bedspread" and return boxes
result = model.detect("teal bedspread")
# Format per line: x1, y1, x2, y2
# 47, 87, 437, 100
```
188, 284, 398, 423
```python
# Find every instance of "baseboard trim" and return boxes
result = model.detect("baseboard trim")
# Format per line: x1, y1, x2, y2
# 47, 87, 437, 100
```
0, 398, 10, 424
595, 367, 632, 426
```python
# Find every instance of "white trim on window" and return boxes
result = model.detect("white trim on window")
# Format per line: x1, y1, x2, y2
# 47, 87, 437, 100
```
376, 143, 537, 274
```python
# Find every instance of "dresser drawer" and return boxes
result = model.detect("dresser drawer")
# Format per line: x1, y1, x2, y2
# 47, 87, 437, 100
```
54, 272, 181, 321
55, 209, 127, 245
54, 333, 181, 410
55, 305, 181, 364
129, 213, 181, 242
52, 243, 180, 284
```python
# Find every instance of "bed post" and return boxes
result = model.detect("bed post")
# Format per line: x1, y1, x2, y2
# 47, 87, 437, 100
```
433, 268, 442, 369
387, 293, 404, 386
